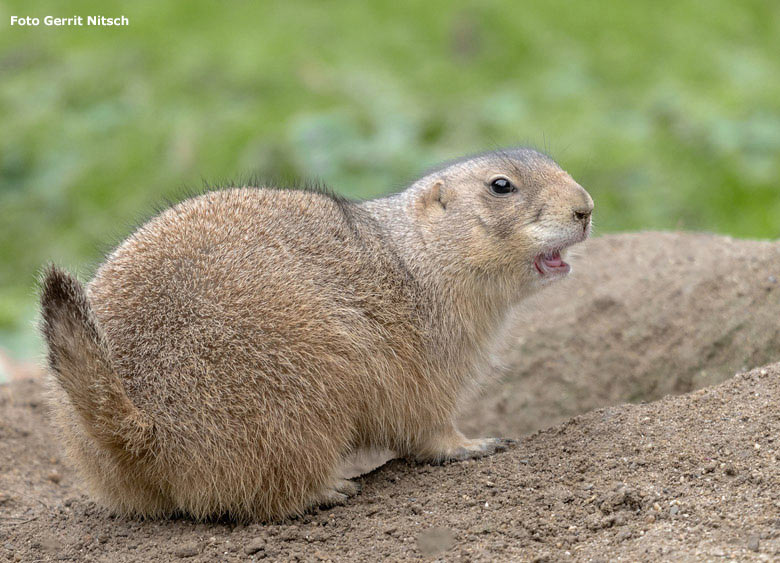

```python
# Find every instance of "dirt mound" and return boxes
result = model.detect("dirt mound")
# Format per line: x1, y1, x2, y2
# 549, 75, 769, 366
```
1, 232, 779, 561
2, 365, 778, 561
459, 232, 780, 438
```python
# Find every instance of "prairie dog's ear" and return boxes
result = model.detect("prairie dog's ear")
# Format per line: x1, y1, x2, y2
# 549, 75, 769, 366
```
413, 180, 452, 218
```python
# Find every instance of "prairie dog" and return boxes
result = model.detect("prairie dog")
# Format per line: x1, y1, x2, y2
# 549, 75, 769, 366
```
40, 148, 593, 521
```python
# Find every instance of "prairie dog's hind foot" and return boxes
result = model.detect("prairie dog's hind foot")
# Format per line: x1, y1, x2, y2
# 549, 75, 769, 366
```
307, 478, 362, 511
334, 478, 361, 497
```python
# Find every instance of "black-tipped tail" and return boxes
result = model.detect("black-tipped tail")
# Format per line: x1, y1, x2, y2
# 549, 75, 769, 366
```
40, 266, 152, 455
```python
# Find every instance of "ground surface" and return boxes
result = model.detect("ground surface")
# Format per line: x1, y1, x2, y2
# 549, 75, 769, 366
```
459, 231, 780, 437
1, 232, 779, 562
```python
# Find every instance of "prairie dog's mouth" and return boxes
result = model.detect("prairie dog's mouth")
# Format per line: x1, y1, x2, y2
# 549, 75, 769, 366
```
534, 249, 571, 277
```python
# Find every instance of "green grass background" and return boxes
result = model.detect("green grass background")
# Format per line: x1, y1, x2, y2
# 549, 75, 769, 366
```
1, 0, 779, 367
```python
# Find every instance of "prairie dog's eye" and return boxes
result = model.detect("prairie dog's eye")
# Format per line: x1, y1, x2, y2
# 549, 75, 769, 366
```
489, 177, 515, 196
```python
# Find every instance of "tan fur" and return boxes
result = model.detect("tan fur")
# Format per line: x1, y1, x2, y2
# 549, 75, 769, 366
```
40, 148, 593, 521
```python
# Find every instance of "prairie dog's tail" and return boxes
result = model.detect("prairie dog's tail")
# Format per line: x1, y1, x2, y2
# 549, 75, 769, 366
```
40, 266, 153, 456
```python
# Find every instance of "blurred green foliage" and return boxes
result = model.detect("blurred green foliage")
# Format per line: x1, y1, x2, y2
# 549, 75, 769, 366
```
1, 0, 779, 363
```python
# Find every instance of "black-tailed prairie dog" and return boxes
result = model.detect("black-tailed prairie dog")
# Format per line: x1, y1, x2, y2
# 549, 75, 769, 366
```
40, 148, 593, 521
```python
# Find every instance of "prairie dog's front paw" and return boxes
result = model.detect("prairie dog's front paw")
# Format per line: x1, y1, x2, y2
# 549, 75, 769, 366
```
444, 437, 517, 463
417, 436, 518, 465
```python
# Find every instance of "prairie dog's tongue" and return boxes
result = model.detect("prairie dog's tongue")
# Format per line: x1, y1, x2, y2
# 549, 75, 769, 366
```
543, 251, 563, 267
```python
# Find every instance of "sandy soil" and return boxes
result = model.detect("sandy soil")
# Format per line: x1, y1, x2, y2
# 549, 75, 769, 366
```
1, 232, 779, 562
460, 232, 780, 438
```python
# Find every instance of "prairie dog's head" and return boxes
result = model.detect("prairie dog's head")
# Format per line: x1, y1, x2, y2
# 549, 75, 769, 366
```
409, 148, 593, 290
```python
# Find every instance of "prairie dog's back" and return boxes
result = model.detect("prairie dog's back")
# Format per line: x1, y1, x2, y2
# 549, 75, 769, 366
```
90, 188, 424, 423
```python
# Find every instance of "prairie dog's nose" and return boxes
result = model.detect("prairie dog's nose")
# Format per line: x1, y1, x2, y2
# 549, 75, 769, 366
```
573, 208, 592, 224
572, 185, 594, 225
